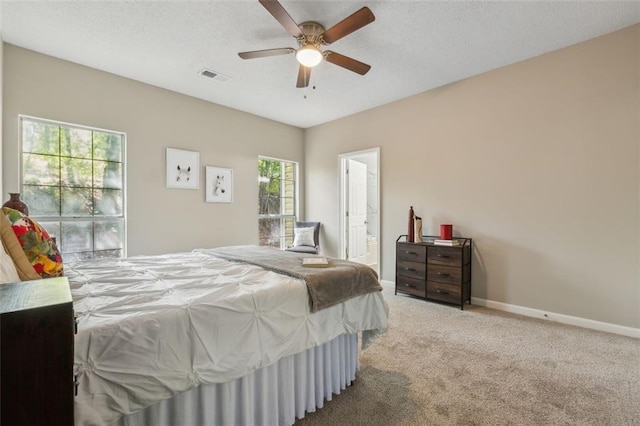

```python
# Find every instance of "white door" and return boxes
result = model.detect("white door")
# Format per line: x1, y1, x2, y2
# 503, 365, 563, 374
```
347, 159, 368, 264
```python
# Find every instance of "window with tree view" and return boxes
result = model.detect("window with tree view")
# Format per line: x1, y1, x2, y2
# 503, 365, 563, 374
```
258, 157, 297, 249
20, 116, 125, 261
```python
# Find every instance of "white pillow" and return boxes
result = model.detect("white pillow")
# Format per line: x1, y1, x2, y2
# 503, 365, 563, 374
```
0, 245, 21, 284
293, 227, 316, 247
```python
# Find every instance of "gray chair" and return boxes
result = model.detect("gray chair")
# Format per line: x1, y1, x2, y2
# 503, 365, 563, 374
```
285, 221, 321, 254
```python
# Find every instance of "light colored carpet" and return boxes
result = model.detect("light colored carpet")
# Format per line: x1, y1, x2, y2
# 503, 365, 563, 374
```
296, 282, 640, 425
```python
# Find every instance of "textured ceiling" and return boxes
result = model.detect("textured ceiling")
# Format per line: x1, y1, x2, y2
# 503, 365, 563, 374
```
1, 1, 639, 129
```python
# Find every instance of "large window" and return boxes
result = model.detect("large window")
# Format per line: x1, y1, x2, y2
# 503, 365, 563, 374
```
258, 157, 297, 248
20, 116, 126, 261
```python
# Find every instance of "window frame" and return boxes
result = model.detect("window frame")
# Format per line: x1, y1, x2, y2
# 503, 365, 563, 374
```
18, 115, 127, 259
258, 155, 299, 249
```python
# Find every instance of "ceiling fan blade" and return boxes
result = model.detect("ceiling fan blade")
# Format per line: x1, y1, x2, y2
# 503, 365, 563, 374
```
321, 7, 375, 44
238, 48, 294, 59
296, 65, 311, 88
259, 0, 303, 38
324, 51, 371, 75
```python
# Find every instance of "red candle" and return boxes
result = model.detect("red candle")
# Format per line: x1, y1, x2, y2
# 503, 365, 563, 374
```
440, 224, 452, 240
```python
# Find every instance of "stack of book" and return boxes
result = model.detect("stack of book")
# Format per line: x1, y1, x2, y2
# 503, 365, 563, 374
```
302, 257, 329, 268
433, 239, 462, 246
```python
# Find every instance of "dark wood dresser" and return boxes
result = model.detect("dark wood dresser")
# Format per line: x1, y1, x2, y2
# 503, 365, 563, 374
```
395, 235, 472, 309
0, 277, 74, 425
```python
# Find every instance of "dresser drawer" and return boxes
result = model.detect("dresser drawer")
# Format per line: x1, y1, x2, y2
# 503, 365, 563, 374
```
427, 246, 462, 267
427, 282, 461, 304
396, 276, 426, 298
397, 243, 427, 262
397, 260, 426, 280
426, 264, 461, 284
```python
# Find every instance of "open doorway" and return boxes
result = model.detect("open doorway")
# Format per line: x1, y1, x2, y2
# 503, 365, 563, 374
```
339, 148, 380, 275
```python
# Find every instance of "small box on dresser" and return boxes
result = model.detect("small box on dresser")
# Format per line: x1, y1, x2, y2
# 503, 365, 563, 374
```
395, 235, 472, 309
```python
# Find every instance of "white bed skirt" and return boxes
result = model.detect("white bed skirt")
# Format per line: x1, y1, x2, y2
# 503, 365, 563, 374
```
115, 333, 359, 426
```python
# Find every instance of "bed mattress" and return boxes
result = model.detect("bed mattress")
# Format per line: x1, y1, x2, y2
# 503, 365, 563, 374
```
67, 248, 388, 425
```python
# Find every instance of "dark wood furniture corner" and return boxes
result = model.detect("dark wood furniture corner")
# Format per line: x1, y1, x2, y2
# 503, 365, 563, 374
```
0, 277, 74, 426
395, 235, 472, 309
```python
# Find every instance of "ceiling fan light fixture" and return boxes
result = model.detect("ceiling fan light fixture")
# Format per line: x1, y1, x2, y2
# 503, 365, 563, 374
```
296, 46, 323, 67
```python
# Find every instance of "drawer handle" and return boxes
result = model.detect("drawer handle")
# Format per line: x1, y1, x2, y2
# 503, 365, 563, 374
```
403, 283, 417, 288
403, 267, 417, 272
437, 254, 450, 258
436, 272, 450, 277
436, 289, 450, 295
404, 251, 417, 255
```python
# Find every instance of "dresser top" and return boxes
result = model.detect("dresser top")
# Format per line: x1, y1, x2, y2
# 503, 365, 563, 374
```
396, 235, 471, 247
0, 277, 71, 314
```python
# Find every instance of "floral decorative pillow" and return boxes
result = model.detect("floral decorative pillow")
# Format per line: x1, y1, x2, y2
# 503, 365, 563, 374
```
2, 207, 63, 278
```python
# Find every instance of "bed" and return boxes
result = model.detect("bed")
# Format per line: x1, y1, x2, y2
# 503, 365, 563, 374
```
66, 245, 389, 426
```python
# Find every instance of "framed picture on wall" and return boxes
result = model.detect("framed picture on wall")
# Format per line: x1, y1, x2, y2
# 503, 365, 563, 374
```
206, 166, 233, 203
166, 148, 200, 189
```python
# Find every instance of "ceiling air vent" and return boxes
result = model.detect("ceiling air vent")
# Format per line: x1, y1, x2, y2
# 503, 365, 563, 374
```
198, 68, 231, 83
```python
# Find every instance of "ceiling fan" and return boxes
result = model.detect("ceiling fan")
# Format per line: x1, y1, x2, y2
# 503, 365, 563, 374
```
238, 0, 375, 88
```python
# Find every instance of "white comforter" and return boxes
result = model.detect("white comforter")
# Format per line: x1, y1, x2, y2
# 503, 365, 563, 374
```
68, 249, 389, 426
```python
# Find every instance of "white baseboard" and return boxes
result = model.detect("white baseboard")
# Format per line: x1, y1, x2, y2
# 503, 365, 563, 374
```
381, 280, 639, 338
471, 297, 639, 338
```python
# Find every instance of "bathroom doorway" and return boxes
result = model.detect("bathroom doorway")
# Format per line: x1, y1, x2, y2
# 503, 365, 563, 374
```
339, 148, 380, 275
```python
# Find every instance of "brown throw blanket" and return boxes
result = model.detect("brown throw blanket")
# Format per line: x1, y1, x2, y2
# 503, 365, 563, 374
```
207, 245, 382, 313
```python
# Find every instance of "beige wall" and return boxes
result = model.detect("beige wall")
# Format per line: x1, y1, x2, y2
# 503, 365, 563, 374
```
2, 44, 304, 255
0, 7, 2, 199
0, 30, 3, 198
0, 36, 3, 199
305, 25, 640, 329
